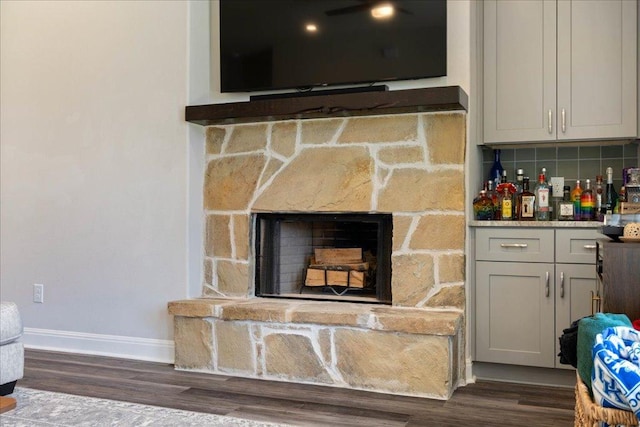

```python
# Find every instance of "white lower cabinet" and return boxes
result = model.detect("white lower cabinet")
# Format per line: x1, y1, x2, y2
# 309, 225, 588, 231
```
476, 261, 556, 367
475, 227, 599, 368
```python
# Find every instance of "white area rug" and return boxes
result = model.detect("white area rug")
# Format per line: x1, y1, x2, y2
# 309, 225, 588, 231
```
0, 387, 288, 426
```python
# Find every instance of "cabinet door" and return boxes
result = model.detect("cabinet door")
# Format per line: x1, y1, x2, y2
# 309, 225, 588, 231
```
483, 0, 557, 143
476, 261, 555, 367
555, 263, 598, 369
557, 0, 637, 140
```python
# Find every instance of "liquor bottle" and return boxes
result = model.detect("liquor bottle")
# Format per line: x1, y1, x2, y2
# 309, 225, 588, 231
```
594, 175, 604, 221
614, 186, 626, 214
473, 188, 494, 220
500, 186, 513, 220
501, 169, 508, 185
580, 179, 595, 221
517, 177, 536, 221
488, 149, 504, 189
539, 167, 548, 216
514, 168, 524, 218
535, 173, 550, 221
571, 180, 583, 221
496, 171, 517, 221
515, 169, 524, 193
550, 187, 562, 221
557, 186, 574, 221
604, 167, 618, 215
487, 180, 500, 220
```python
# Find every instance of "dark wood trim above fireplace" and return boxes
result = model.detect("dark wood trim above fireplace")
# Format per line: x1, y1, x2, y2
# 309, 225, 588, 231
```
186, 86, 468, 126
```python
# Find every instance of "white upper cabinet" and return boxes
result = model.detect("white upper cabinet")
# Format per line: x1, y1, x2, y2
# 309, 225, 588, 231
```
484, 0, 557, 143
557, 1, 637, 140
483, 0, 637, 144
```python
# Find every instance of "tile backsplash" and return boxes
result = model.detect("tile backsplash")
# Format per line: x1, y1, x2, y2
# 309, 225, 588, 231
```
482, 143, 639, 192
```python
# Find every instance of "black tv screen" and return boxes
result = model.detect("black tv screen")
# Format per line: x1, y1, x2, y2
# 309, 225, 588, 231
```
219, 0, 447, 93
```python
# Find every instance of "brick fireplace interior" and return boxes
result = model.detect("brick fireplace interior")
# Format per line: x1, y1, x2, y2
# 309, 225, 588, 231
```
254, 212, 393, 303
169, 87, 468, 399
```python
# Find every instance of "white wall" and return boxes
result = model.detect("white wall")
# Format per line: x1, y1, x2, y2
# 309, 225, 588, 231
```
0, 0, 191, 361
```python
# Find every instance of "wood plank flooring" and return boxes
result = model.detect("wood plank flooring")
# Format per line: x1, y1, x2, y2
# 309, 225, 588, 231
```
18, 349, 577, 426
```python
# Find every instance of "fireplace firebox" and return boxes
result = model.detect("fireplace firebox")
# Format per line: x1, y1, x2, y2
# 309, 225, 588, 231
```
254, 213, 392, 303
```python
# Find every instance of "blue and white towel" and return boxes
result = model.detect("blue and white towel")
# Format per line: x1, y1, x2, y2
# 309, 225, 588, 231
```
591, 326, 640, 423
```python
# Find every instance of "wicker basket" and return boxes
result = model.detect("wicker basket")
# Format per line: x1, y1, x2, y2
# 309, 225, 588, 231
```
575, 372, 639, 427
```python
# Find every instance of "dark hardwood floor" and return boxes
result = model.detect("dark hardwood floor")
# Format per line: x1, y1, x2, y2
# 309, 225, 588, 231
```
18, 349, 577, 426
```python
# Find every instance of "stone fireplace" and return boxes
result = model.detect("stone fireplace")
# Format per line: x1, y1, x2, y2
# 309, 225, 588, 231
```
169, 88, 468, 399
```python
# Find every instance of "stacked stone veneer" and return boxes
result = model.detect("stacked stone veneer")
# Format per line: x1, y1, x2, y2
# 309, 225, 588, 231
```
169, 111, 467, 399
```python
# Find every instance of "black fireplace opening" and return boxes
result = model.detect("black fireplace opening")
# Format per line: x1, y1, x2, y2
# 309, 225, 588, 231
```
254, 213, 392, 304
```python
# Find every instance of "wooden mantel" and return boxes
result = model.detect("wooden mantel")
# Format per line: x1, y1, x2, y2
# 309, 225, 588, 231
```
185, 86, 468, 126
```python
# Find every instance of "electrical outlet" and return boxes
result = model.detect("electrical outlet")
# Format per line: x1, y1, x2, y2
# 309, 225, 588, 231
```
550, 177, 565, 196
33, 283, 44, 303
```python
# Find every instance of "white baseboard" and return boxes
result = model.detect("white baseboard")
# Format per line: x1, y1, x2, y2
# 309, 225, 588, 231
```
465, 357, 475, 384
473, 362, 576, 388
23, 327, 175, 364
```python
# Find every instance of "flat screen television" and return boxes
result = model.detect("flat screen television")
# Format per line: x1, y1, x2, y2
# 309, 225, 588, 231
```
219, 0, 447, 93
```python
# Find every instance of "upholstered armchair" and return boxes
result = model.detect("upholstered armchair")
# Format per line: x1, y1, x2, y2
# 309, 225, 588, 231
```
0, 301, 24, 396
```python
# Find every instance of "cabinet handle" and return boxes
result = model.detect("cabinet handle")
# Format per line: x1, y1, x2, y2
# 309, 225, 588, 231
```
561, 108, 566, 133
545, 271, 550, 297
548, 109, 553, 134
560, 272, 565, 298
500, 243, 528, 248
583, 244, 596, 250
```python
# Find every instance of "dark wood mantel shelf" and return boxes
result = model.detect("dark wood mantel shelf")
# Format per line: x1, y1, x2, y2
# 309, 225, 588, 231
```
186, 86, 468, 126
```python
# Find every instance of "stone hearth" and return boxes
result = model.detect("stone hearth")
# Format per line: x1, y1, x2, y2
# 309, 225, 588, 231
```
170, 98, 467, 399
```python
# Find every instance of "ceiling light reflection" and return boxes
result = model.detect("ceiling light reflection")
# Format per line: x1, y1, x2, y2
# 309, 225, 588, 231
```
371, 4, 394, 19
